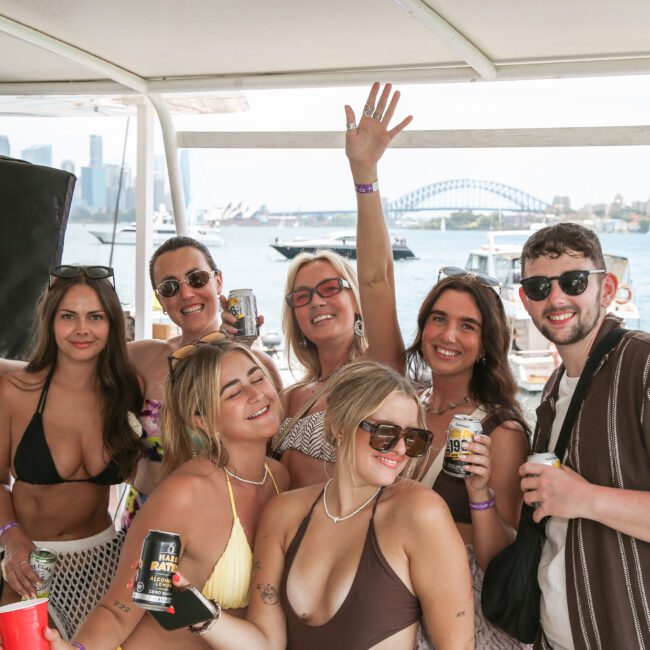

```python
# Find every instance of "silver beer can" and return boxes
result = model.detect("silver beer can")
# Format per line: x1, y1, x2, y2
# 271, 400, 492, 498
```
227, 289, 258, 343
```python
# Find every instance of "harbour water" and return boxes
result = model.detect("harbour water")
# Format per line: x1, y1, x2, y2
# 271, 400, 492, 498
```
64, 223, 650, 340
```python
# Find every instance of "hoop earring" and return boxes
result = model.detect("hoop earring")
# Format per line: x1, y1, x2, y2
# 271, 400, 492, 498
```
162, 309, 167, 315
354, 315, 365, 337
299, 332, 307, 348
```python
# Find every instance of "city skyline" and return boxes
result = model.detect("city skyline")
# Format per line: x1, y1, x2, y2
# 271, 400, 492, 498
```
2, 76, 650, 212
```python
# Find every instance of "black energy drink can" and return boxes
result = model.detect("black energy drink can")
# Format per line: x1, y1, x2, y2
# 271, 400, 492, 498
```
227, 289, 258, 343
443, 414, 482, 478
132, 530, 180, 611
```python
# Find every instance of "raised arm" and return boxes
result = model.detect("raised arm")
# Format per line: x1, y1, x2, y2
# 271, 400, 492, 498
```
346, 82, 412, 372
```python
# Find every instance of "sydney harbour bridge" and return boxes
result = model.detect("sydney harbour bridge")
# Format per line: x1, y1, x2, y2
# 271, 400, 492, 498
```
266, 179, 549, 220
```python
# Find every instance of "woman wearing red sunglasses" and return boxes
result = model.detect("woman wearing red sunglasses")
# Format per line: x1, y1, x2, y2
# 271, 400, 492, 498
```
351, 83, 531, 649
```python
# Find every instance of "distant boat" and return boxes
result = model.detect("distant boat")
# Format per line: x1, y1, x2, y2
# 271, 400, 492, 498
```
270, 231, 416, 260
89, 221, 224, 247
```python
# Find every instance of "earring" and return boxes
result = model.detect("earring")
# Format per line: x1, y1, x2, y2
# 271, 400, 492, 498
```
162, 309, 167, 315
476, 355, 486, 365
299, 332, 307, 348
354, 315, 365, 337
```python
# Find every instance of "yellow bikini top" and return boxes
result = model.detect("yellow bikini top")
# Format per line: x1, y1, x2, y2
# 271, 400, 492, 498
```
201, 463, 278, 609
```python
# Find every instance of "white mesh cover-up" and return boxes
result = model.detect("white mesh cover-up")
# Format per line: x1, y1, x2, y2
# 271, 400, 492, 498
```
34, 524, 124, 641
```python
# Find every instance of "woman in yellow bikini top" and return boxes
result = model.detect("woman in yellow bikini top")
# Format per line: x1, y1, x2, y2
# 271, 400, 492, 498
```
46, 339, 289, 650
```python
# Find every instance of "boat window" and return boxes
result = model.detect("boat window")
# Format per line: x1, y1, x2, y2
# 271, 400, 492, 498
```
465, 254, 487, 274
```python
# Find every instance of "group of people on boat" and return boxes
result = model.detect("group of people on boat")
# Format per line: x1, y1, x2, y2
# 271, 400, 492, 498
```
0, 83, 648, 650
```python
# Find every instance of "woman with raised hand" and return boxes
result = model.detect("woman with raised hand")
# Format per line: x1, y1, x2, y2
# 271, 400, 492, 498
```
272, 85, 411, 489
122, 236, 281, 529
352, 82, 531, 649
45, 338, 289, 650
114, 361, 474, 650
0, 265, 144, 640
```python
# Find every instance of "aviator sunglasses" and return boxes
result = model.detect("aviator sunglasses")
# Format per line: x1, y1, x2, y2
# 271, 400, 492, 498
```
285, 277, 351, 308
49, 265, 115, 290
156, 269, 219, 298
167, 330, 228, 374
438, 266, 501, 293
520, 269, 606, 301
360, 420, 433, 458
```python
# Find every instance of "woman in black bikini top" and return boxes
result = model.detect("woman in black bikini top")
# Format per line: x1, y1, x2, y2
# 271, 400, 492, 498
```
165, 362, 474, 650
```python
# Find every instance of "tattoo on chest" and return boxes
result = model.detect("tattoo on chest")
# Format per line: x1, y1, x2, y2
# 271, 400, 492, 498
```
113, 600, 131, 613
256, 583, 279, 605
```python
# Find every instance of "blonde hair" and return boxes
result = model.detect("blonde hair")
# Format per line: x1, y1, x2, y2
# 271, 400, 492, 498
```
281, 250, 367, 383
324, 361, 427, 481
161, 341, 268, 477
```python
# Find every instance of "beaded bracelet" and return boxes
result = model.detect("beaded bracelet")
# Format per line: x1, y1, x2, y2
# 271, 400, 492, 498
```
354, 181, 379, 194
0, 521, 19, 538
188, 601, 221, 634
469, 496, 496, 511
71, 643, 86, 650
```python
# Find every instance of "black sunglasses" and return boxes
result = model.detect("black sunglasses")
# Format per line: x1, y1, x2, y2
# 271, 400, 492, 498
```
285, 277, 351, 309
438, 266, 501, 293
520, 269, 606, 301
49, 265, 114, 290
359, 420, 432, 458
156, 269, 219, 298
167, 330, 229, 374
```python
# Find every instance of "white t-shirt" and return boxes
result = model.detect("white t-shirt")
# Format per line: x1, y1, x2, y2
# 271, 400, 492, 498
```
538, 372, 579, 650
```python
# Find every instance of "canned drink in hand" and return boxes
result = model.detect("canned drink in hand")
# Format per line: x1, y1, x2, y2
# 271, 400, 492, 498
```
30, 548, 57, 599
227, 289, 258, 343
443, 414, 482, 478
132, 530, 181, 611
527, 452, 561, 471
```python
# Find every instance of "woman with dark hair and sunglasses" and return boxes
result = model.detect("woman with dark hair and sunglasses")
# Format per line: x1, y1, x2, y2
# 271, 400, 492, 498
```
117, 362, 473, 650
0, 265, 144, 640
350, 83, 531, 649
46, 338, 288, 650
271, 87, 412, 489
121, 236, 281, 530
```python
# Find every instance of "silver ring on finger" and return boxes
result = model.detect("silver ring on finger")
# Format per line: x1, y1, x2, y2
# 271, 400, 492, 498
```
372, 111, 383, 121
363, 103, 374, 118
346, 121, 357, 131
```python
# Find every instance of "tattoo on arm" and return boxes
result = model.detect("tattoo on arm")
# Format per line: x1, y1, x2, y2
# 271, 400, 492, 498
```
253, 560, 261, 572
256, 583, 279, 605
113, 600, 131, 613
456, 610, 466, 618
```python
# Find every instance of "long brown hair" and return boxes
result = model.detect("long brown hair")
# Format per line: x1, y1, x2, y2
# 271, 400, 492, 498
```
406, 276, 528, 428
25, 274, 144, 478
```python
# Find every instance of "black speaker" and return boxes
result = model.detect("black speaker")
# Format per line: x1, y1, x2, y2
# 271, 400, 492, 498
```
0, 156, 76, 359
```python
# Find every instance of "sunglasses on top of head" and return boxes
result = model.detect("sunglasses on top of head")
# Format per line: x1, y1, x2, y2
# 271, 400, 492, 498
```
438, 266, 501, 293
49, 265, 115, 290
167, 330, 229, 374
520, 269, 606, 301
359, 420, 433, 458
285, 277, 351, 309
156, 269, 219, 298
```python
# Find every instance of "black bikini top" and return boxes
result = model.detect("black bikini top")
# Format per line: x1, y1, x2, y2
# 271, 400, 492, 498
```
13, 369, 124, 486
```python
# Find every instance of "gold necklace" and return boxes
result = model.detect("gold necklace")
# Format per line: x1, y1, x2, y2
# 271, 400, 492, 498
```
316, 361, 350, 383
421, 387, 470, 416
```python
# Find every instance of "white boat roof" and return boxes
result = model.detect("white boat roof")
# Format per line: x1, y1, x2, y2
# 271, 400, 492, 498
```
2, 1, 650, 94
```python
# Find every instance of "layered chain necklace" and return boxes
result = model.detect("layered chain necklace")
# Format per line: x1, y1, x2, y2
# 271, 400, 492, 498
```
322, 479, 381, 523
421, 386, 470, 416
316, 361, 350, 384
224, 465, 268, 487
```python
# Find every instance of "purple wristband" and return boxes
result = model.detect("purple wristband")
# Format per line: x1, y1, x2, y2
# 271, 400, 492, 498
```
354, 181, 379, 194
71, 643, 86, 650
0, 521, 19, 538
469, 497, 496, 511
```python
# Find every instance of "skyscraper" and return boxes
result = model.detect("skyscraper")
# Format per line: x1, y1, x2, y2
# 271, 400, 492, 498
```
21, 145, 52, 167
90, 134, 103, 166
0, 135, 9, 157
81, 135, 106, 209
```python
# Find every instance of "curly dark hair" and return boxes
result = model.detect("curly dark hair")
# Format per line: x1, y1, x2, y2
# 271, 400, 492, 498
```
520, 223, 605, 276
406, 276, 527, 428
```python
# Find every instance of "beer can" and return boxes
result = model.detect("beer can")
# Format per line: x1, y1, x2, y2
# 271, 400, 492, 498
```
443, 414, 482, 478
132, 530, 181, 611
227, 289, 258, 342
29, 548, 57, 599
527, 452, 561, 469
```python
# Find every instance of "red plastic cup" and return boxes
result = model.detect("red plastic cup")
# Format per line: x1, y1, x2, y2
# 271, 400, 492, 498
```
0, 598, 49, 650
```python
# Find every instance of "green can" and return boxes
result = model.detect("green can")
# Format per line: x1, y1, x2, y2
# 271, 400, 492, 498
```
30, 548, 57, 598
